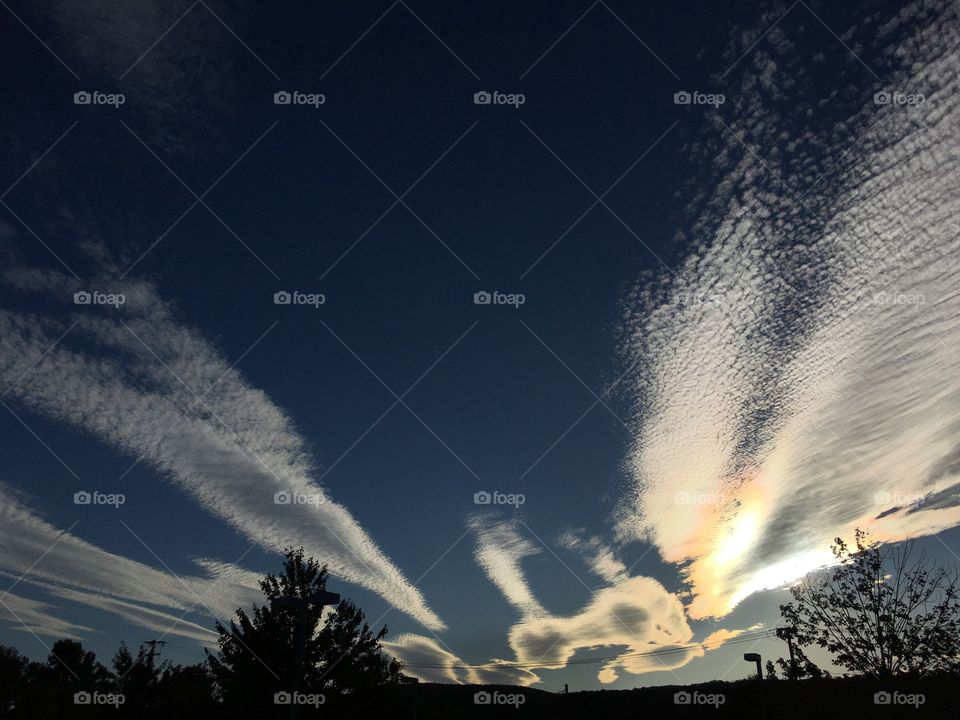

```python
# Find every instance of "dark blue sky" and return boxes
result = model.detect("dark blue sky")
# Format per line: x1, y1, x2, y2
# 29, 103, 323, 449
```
3, 0, 960, 690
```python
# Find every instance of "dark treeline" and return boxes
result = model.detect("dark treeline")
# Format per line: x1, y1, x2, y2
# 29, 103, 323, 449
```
0, 548, 399, 718
4, 533, 960, 718
0, 639, 214, 719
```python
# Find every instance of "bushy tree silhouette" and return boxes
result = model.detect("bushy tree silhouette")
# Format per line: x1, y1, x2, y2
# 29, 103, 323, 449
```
207, 547, 401, 710
11, 639, 113, 719
779, 529, 960, 678
111, 642, 160, 710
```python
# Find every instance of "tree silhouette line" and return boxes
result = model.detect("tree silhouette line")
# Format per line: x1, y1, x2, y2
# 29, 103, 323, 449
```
1, 548, 398, 718
3, 532, 960, 717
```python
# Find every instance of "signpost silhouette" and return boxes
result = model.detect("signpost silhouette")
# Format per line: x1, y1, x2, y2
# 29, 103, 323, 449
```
744, 652, 768, 719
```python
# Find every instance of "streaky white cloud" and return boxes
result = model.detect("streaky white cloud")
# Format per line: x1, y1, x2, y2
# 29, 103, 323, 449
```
468, 514, 545, 616
32, 583, 218, 645
0, 272, 444, 630
557, 529, 628, 584
616, 0, 960, 619
0, 482, 252, 643
0, 591, 94, 641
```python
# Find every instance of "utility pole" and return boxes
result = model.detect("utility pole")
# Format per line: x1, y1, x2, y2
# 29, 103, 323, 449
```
776, 627, 798, 679
142, 640, 165, 666
271, 590, 340, 720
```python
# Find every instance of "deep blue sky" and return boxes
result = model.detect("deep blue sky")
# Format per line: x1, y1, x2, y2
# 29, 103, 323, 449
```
3, 0, 960, 690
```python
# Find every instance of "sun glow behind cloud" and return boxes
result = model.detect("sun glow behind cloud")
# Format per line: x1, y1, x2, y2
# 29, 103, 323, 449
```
616, 0, 960, 620
396, 1, 960, 684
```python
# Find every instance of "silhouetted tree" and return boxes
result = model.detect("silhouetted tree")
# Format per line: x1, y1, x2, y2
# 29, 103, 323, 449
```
44, 639, 111, 688
0, 645, 30, 715
154, 662, 218, 715
207, 547, 401, 710
111, 642, 163, 715
14, 640, 112, 719
779, 529, 960, 678
317, 597, 403, 693
765, 644, 828, 680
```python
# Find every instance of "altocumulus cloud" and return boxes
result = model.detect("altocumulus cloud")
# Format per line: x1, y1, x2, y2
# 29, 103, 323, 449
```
616, 0, 960, 620
0, 270, 444, 631
390, 0, 960, 682
391, 516, 723, 685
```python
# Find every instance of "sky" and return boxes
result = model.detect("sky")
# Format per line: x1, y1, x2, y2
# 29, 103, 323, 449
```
1, 0, 960, 691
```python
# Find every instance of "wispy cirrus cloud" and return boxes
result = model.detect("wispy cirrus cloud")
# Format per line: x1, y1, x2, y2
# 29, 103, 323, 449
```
556, 528, 628, 584
0, 482, 252, 643
0, 269, 444, 631
616, 0, 960, 619
0, 592, 93, 642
